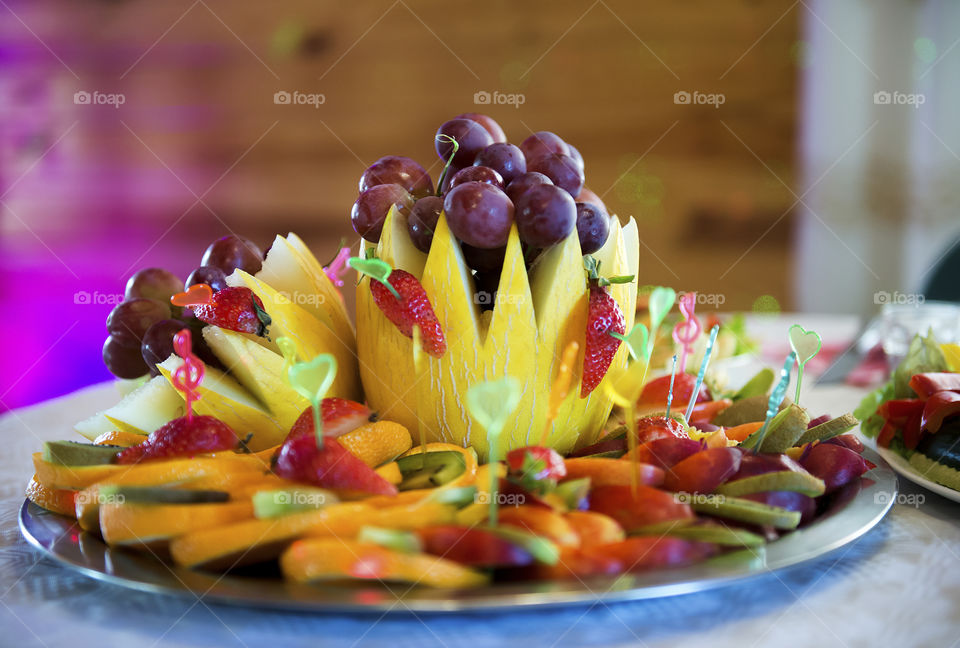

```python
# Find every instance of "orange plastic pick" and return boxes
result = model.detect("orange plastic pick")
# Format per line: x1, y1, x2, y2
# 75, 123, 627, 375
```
540, 341, 579, 446
171, 283, 213, 308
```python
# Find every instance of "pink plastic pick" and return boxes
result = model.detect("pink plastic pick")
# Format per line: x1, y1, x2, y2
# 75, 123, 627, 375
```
672, 292, 702, 373
324, 247, 351, 288
171, 329, 205, 420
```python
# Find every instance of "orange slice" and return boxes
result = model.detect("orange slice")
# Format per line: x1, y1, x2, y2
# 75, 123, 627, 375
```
564, 510, 625, 547
339, 421, 412, 467
25, 475, 77, 517
100, 501, 253, 548
93, 430, 146, 447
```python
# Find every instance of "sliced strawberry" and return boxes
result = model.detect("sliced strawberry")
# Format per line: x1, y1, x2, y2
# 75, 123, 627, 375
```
193, 286, 271, 336
285, 398, 374, 442
274, 434, 397, 496
115, 415, 238, 464
506, 446, 567, 482
580, 256, 632, 396
369, 269, 446, 357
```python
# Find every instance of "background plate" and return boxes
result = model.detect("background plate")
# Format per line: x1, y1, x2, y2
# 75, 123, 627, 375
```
875, 445, 960, 504
20, 448, 897, 614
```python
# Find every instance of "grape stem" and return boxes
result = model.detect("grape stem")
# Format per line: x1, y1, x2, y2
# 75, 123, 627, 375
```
435, 134, 460, 197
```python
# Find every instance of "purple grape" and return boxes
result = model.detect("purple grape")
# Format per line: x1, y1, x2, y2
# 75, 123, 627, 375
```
103, 336, 148, 379
520, 131, 569, 163
106, 298, 172, 349
443, 182, 514, 249
450, 166, 504, 189
125, 268, 182, 303
201, 236, 263, 275
436, 119, 494, 168
505, 172, 553, 202
576, 186, 608, 217
439, 165, 462, 195
407, 195, 443, 253
568, 144, 585, 171
575, 202, 610, 254
462, 243, 506, 272
528, 153, 584, 197
141, 319, 188, 375
351, 184, 415, 242
185, 266, 228, 292
514, 184, 576, 248
456, 113, 507, 143
359, 156, 433, 198
474, 143, 526, 185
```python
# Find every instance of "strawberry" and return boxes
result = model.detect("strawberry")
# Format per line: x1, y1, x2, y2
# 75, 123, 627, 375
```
115, 415, 238, 464
285, 398, 375, 442
506, 446, 567, 482
193, 286, 271, 337
274, 409, 397, 495
581, 256, 632, 397
369, 269, 446, 357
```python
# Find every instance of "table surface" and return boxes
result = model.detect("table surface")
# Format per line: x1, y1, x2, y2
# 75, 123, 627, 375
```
2, 380, 959, 648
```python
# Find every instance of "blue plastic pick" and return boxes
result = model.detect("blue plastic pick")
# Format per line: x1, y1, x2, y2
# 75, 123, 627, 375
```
684, 325, 720, 424
742, 351, 797, 452
665, 354, 678, 419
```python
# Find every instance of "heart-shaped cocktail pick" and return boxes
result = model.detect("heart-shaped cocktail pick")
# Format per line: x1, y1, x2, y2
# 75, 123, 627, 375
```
610, 323, 649, 363
347, 257, 400, 298
788, 324, 821, 403
604, 360, 648, 494
466, 377, 521, 526
170, 328, 205, 420
647, 286, 676, 336
171, 283, 213, 308
672, 292, 702, 373
287, 353, 337, 448
276, 336, 298, 380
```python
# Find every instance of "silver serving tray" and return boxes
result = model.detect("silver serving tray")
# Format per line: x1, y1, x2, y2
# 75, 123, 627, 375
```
20, 448, 896, 613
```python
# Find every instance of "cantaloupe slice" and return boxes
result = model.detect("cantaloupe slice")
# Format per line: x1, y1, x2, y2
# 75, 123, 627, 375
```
74, 412, 116, 441
101, 376, 184, 435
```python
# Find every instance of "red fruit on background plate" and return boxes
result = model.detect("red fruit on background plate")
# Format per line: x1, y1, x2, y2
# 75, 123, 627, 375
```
273, 433, 397, 496
799, 443, 873, 493
115, 415, 238, 464
581, 257, 631, 397
192, 286, 271, 337
600, 536, 717, 571
417, 526, 533, 568
663, 447, 742, 494
589, 484, 693, 531
506, 446, 567, 482
369, 269, 446, 358
285, 398, 374, 442
627, 437, 703, 470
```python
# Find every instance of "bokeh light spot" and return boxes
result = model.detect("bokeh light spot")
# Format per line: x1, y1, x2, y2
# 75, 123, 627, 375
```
752, 295, 781, 314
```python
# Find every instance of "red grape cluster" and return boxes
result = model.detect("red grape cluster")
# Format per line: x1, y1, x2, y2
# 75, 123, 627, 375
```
102, 235, 262, 379
350, 113, 611, 309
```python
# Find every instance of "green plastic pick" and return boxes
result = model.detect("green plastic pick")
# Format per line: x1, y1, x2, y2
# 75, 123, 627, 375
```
347, 256, 399, 299
287, 354, 337, 448
277, 336, 298, 380
610, 323, 649, 362
788, 325, 821, 404
647, 287, 676, 334
466, 377, 521, 527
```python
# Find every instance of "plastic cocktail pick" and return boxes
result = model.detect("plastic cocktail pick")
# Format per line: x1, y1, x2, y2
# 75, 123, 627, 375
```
788, 324, 821, 404
276, 336, 298, 380
645, 287, 676, 365
604, 361, 647, 495
287, 354, 337, 448
684, 324, 720, 424
610, 323, 649, 362
170, 283, 213, 308
741, 351, 797, 452
347, 257, 400, 299
466, 377, 521, 527
665, 354, 678, 419
171, 328, 205, 421
323, 247, 351, 288
539, 341, 580, 445
412, 325, 428, 457
672, 292, 702, 374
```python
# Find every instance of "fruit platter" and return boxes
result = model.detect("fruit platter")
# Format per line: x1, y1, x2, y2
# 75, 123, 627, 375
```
21, 113, 898, 612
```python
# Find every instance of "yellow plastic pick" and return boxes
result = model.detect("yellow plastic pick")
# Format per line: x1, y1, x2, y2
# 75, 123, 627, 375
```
466, 377, 521, 527
941, 343, 960, 372
604, 361, 648, 495
540, 341, 580, 445
287, 353, 337, 448
276, 336, 298, 380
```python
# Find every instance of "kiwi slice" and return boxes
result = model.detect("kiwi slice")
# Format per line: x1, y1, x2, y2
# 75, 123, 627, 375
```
716, 471, 825, 497
733, 368, 775, 401
427, 485, 477, 508
754, 404, 810, 454
915, 425, 960, 471
252, 487, 336, 518
712, 395, 770, 427
632, 518, 696, 535
691, 495, 801, 530
396, 451, 467, 490
664, 525, 766, 547
98, 485, 229, 504
555, 478, 591, 510
42, 441, 122, 466
795, 413, 859, 446
489, 526, 559, 565
358, 526, 422, 553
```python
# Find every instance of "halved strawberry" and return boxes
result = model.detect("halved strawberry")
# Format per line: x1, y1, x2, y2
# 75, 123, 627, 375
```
285, 398, 375, 443
193, 287, 271, 337
581, 256, 632, 397
115, 415, 238, 464
368, 268, 446, 357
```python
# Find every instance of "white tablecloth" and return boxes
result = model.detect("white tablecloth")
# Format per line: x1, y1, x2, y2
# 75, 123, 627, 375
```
1, 381, 958, 648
